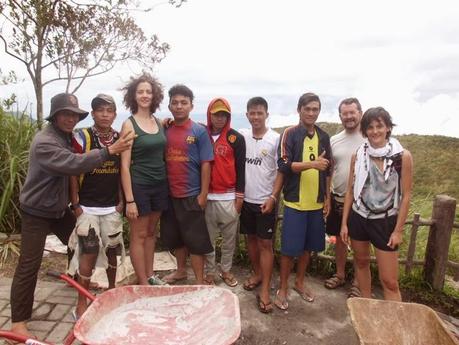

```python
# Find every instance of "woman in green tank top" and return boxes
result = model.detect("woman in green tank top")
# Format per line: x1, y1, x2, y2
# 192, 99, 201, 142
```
120, 73, 168, 286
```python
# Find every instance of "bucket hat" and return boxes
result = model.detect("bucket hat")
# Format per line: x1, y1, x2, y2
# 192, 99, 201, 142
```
45, 93, 89, 121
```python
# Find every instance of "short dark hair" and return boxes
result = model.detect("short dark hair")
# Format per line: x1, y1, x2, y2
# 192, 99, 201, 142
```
122, 72, 163, 114
297, 92, 321, 111
338, 97, 362, 113
168, 84, 194, 104
246, 97, 268, 112
360, 106, 395, 139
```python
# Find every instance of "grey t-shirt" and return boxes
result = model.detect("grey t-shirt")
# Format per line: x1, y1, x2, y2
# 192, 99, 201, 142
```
330, 130, 364, 198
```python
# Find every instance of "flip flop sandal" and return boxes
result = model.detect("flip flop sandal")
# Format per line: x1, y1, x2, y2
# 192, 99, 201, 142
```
324, 274, 346, 289
256, 294, 273, 314
219, 273, 238, 287
204, 275, 216, 285
162, 272, 188, 284
293, 286, 314, 303
274, 290, 289, 310
243, 278, 262, 291
347, 285, 362, 298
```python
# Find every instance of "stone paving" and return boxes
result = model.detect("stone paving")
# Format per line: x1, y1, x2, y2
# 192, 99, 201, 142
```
0, 278, 77, 344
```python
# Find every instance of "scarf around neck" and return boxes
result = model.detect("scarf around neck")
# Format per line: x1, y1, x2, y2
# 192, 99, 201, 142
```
353, 137, 404, 207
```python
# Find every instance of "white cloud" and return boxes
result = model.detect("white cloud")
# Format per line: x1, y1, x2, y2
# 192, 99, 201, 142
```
1, 0, 458, 137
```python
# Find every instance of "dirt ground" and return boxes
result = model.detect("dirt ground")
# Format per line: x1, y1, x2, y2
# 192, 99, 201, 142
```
1, 253, 360, 345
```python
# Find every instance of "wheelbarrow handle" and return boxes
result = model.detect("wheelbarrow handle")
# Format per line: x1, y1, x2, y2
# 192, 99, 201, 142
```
46, 271, 96, 302
0, 330, 51, 344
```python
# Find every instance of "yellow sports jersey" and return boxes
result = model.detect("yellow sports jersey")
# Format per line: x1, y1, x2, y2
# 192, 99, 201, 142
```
284, 131, 323, 211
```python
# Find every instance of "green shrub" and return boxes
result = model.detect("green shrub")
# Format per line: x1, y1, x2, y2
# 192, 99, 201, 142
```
0, 108, 36, 235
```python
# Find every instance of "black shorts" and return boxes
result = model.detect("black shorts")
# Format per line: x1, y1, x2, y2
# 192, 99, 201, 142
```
132, 181, 168, 216
160, 196, 213, 255
348, 209, 398, 252
325, 197, 344, 236
240, 201, 276, 240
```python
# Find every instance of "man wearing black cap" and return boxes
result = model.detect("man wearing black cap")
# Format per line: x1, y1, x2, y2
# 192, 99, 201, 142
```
67, 94, 126, 319
10, 93, 134, 338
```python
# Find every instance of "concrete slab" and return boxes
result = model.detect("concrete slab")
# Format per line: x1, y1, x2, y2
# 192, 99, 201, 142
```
48, 304, 72, 321
45, 322, 73, 343
31, 303, 53, 319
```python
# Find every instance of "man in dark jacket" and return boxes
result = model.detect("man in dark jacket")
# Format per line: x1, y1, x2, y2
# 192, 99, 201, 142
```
274, 92, 331, 311
10, 93, 134, 338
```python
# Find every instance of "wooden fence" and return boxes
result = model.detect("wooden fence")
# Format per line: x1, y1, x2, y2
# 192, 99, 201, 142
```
313, 194, 458, 290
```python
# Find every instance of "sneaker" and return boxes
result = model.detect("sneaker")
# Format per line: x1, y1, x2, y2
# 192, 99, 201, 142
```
148, 275, 168, 286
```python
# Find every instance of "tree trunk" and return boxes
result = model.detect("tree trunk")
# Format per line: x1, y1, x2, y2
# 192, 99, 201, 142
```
36, 84, 44, 129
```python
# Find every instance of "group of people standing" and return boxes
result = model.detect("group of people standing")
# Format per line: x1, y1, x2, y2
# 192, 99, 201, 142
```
9, 71, 413, 338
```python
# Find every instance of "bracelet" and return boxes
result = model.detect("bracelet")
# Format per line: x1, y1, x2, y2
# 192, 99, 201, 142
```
269, 195, 277, 203
126, 200, 135, 204
70, 203, 80, 210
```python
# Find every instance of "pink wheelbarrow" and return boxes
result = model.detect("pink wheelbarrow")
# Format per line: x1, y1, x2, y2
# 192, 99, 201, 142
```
0, 271, 241, 344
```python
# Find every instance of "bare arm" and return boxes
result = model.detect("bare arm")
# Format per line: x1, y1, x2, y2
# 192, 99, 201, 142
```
197, 161, 211, 209
120, 120, 137, 219
387, 150, 413, 248
323, 175, 331, 218
340, 154, 356, 245
116, 181, 124, 214
69, 175, 83, 217
260, 172, 284, 214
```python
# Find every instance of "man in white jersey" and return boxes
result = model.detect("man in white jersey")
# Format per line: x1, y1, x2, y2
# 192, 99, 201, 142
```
324, 97, 364, 296
239, 97, 283, 313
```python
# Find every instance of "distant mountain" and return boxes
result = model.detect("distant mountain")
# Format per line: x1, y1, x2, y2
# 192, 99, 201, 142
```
273, 122, 459, 200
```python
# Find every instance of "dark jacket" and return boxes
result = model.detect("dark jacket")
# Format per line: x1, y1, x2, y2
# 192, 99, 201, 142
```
20, 124, 109, 218
277, 124, 331, 203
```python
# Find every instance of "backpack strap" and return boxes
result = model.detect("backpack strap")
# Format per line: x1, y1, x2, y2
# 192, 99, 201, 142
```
78, 128, 92, 187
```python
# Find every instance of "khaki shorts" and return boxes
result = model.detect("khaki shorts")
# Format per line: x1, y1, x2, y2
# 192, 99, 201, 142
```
68, 211, 125, 276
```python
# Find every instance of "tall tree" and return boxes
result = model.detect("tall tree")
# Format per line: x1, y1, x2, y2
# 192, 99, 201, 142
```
0, 0, 184, 127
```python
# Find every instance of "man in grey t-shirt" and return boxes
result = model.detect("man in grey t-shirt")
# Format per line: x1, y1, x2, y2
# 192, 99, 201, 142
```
324, 98, 364, 296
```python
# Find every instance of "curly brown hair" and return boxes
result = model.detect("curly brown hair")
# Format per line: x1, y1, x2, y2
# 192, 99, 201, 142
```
122, 72, 164, 114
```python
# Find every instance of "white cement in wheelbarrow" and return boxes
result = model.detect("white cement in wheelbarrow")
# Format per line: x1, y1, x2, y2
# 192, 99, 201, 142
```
83, 287, 239, 345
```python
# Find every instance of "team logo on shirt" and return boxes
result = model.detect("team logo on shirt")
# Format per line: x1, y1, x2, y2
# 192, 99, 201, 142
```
228, 134, 236, 143
261, 149, 268, 156
186, 135, 196, 144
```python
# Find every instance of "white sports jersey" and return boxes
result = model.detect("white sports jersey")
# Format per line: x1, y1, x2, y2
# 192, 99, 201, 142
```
330, 129, 364, 197
240, 128, 280, 204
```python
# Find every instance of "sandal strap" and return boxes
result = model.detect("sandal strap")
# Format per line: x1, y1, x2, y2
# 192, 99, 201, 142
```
325, 274, 345, 288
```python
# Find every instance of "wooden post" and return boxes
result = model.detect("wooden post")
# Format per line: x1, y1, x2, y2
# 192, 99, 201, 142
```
423, 195, 457, 290
405, 213, 420, 275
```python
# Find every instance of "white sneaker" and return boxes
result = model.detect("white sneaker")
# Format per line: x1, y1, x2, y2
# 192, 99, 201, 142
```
148, 274, 168, 286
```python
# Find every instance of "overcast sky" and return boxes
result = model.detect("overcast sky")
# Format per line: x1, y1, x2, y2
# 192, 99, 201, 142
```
1, 0, 458, 137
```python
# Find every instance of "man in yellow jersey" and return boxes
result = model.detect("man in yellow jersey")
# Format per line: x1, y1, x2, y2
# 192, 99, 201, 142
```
274, 92, 331, 310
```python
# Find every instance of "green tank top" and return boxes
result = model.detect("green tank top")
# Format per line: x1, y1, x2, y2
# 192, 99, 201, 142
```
129, 115, 166, 185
